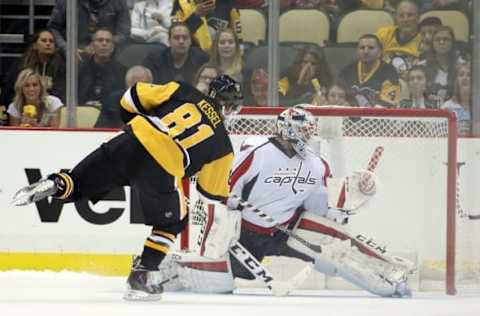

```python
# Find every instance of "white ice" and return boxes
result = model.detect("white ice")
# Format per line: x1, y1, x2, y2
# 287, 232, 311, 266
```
0, 271, 479, 316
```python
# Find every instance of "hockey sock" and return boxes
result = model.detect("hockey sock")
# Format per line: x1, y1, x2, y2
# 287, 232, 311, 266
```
140, 229, 177, 270
140, 246, 167, 270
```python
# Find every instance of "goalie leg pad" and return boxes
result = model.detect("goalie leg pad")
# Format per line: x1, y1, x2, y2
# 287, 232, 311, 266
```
196, 200, 241, 259
331, 244, 411, 297
173, 252, 235, 293
286, 212, 411, 297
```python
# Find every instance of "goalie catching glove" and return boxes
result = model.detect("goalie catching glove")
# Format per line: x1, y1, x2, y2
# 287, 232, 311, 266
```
196, 198, 241, 259
327, 170, 378, 212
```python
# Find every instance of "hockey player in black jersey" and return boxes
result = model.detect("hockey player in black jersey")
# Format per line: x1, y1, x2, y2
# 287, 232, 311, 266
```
12, 75, 243, 301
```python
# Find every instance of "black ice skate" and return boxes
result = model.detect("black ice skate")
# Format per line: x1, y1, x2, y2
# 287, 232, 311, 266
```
12, 179, 58, 206
123, 266, 165, 301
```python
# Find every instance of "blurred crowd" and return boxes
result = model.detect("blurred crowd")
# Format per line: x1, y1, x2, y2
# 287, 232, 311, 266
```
0, 0, 475, 135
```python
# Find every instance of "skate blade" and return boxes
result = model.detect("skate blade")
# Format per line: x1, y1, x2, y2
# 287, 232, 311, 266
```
11, 189, 33, 206
123, 289, 162, 301
11, 180, 55, 206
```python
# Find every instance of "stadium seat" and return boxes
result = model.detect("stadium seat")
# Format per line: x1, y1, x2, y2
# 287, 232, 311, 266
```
322, 44, 357, 78
114, 43, 166, 69
337, 10, 394, 43
420, 10, 469, 42
279, 9, 330, 47
239, 9, 267, 45
59, 106, 100, 128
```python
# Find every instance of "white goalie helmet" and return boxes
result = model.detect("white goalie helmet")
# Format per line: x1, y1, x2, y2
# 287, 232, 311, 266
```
276, 106, 316, 159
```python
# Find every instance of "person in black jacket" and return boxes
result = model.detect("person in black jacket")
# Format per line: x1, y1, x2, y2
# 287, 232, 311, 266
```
78, 28, 126, 106
143, 22, 209, 85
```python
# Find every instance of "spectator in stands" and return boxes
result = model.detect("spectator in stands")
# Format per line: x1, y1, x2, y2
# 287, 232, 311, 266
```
193, 63, 219, 95
7, 68, 63, 128
95, 65, 153, 128
340, 34, 400, 107
78, 28, 126, 106
245, 67, 268, 106
130, 0, 173, 45
399, 65, 437, 108
419, 26, 469, 107
209, 28, 244, 83
418, 16, 442, 60
171, 0, 242, 53
279, 47, 332, 107
143, 22, 209, 84
4, 29, 66, 104
47, 0, 131, 57
376, 0, 422, 78
442, 62, 472, 136
313, 79, 355, 106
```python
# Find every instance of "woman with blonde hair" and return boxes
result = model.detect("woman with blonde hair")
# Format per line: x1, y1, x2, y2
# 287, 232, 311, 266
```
7, 68, 63, 128
209, 27, 243, 82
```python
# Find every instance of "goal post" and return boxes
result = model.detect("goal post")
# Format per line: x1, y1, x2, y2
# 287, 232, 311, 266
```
182, 106, 480, 295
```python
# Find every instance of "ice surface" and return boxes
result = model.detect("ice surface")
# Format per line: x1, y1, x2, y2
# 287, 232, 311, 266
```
0, 271, 479, 316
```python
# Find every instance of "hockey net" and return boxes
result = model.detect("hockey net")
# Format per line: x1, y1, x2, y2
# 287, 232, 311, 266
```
183, 106, 480, 295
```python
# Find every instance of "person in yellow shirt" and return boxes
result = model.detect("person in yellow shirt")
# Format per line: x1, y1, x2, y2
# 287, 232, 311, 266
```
375, 0, 422, 78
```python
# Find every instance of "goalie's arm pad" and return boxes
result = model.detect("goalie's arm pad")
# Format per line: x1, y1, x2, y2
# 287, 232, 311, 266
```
327, 170, 377, 212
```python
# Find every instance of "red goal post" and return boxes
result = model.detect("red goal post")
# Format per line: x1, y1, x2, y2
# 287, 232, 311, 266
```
180, 106, 479, 295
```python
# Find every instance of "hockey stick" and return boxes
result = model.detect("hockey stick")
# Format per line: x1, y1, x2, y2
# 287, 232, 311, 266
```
336, 146, 384, 209
229, 194, 323, 253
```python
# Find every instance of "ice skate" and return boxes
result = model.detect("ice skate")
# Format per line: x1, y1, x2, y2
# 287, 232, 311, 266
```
12, 179, 58, 206
123, 266, 165, 301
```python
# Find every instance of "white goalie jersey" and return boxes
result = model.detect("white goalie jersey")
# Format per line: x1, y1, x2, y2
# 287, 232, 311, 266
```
227, 137, 332, 231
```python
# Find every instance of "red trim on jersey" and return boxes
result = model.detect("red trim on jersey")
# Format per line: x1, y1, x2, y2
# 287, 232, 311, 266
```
180, 261, 229, 272
297, 218, 386, 261
230, 152, 255, 189
242, 211, 300, 236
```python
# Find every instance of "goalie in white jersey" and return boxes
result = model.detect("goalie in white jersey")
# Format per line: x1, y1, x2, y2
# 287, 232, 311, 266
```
165, 106, 414, 297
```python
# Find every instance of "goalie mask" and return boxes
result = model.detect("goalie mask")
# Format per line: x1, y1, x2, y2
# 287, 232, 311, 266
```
208, 75, 243, 118
276, 106, 316, 159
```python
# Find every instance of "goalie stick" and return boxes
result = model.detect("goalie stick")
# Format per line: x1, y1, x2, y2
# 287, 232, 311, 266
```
336, 146, 384, 209
230, 194, 415, 274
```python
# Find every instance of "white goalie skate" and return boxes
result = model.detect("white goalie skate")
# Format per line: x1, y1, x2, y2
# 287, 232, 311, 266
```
11, 179, 58, 206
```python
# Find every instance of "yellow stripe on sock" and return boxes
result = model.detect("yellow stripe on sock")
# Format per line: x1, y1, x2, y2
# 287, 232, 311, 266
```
144, 240, 169, 254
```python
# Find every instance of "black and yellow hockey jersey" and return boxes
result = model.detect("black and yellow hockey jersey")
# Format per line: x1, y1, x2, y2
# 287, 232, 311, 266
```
120, 81, 234, 201
340, 60, 400, 107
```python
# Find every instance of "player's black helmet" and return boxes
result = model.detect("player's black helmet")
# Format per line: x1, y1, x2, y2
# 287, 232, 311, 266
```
208, 74, 243, 116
